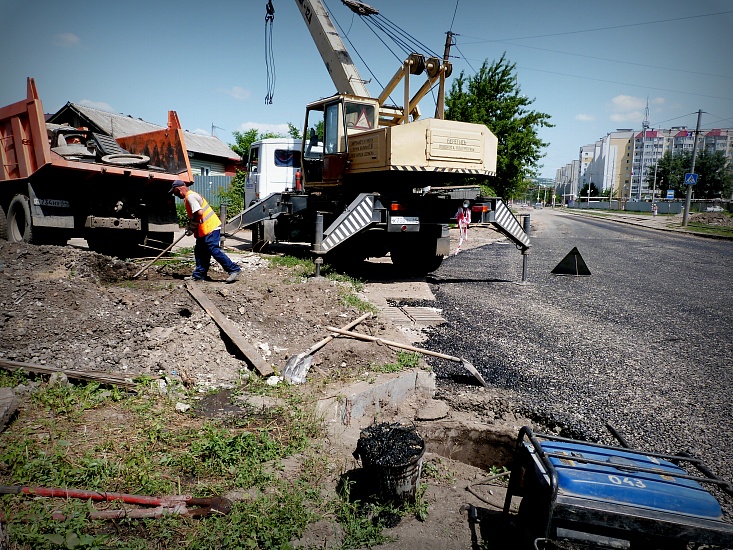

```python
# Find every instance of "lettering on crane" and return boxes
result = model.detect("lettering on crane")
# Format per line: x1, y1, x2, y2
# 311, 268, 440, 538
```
298, 0, 313, 24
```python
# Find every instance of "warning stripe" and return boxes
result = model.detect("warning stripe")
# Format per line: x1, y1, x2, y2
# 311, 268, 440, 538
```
492, 200, 530, 248
391, 166, 496, 176
322, 194, 375, 251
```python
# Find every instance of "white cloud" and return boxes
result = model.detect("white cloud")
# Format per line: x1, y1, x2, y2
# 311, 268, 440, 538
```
607, 94, 666, 123
223, 86, 251, 100
190, 128, 211, 136
77, 99, 114, 112
575, 113, 595, 122
237, 122, 291, 135
54, 33, 80, 47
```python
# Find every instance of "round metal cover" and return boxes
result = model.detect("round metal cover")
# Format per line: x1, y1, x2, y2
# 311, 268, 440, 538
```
101, 153, 150, 166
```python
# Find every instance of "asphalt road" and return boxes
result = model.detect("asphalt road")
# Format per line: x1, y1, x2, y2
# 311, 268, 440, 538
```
423, 208, 733, 502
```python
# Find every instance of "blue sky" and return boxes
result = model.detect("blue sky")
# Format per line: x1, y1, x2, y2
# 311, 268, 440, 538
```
2, 0, 732, 178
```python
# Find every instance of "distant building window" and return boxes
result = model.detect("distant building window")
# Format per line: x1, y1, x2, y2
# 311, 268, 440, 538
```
274, 150, 302, 168
200, 167, 210, 176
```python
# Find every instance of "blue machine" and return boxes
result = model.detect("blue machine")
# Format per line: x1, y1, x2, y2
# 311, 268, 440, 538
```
504, 427, 733, 549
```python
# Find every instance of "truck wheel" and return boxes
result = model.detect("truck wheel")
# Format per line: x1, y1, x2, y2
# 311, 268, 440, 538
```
7, 194, 34, 243
390, 239, 444, 275
0, 203, 7, 241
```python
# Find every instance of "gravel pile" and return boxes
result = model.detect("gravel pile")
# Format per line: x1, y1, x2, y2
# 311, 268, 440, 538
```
423, 211, 733, 517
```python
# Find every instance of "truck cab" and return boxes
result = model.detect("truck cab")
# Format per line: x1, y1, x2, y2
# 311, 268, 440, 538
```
245, 138, 303, 206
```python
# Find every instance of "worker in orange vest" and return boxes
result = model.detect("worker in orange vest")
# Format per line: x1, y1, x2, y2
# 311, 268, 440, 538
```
170, 180, 241, 283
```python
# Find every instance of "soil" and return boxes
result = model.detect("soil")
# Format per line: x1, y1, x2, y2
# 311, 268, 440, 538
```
0, 224, 522, 549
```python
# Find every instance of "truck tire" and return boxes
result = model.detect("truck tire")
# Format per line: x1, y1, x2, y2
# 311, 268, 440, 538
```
7, 194, 34, 243
390, 237, 444, 275
0, 202, 7, 241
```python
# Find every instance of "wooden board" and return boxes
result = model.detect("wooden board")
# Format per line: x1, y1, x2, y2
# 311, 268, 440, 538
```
185, 282, 274, 377
0, 359, 138, 390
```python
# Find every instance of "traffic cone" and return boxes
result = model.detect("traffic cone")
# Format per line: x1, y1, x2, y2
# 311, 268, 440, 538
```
551, 247, 591, 276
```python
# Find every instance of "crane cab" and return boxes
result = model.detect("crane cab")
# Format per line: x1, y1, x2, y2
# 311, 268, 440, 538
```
302, 94, 378, 187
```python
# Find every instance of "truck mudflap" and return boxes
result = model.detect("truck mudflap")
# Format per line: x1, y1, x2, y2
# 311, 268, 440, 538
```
491, 199, 530, 250
320, 193, 380, 253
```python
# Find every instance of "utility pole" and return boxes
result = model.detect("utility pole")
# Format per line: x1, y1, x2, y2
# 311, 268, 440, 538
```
682, 109, 703, 227
435, 31, 454, 119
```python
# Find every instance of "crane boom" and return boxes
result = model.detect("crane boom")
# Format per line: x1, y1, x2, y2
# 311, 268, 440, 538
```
295, 0, 370, 98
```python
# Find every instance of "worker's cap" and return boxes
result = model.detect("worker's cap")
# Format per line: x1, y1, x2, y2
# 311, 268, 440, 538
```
168, 180, 186, 194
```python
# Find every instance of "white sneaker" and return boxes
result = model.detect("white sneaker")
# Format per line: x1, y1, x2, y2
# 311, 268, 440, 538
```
225, 270, 240, 283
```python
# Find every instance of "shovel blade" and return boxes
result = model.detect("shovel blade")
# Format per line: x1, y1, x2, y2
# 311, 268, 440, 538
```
283, 353, 312, 384
462, 359, 488, 388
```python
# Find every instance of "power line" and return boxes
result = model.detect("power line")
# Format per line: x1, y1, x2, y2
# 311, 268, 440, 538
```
460, 10, 733, 42
477, 41, 733, 81
449, 0, 460, 32
502, 64, 733, 102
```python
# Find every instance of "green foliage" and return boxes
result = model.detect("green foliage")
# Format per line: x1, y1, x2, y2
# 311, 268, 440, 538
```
651, 149, 733, 199
215, 169, 246, 216
32, 381, 121, 418
371, 352, 420, 373
230, 129, 285, 160
578, 181, 600, 199
175, 202, 188, 227
287, 122, 302, 139
445, 53, 553, 199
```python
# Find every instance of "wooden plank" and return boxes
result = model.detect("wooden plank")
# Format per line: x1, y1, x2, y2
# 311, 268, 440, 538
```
185, 282, 274, 377
0, 359, 138, 390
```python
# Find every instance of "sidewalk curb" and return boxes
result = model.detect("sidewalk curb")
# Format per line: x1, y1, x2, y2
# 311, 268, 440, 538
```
559, 209, 733, 241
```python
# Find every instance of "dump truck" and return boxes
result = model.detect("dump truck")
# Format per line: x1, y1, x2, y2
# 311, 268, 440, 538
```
227, 0, 530, 274
0, 78, 193, 255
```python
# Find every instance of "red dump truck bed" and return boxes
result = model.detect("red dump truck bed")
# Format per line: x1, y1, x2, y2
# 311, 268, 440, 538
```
0, 78, 192, 255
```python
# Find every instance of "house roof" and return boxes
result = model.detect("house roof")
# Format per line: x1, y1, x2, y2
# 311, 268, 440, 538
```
675, 130, 694, 138
635, 130, 659, 139
48, 103, 240, 161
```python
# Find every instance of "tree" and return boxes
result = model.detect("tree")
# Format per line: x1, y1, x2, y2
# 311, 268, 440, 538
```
651, 149, 733, 200
445, 53, 553, 198
229, 129, 284, 160
287, 122, 302, 139
578, 182, 599, 200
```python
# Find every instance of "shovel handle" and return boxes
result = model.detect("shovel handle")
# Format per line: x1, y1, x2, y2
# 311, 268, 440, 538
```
304, 312, 372, 355
325, 326, 461, 363
133, 231, 188, 278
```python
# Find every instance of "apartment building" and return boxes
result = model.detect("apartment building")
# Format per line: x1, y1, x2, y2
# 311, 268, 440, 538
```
558, 127, 732, 201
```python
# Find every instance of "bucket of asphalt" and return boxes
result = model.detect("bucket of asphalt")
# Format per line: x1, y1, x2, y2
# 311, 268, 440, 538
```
353, 422, 425, 503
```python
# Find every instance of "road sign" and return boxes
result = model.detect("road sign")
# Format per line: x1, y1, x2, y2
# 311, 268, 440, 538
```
666, 189, 675, 199
684, 173, 699, 185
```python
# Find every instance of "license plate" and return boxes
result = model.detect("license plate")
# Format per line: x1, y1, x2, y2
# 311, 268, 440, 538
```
390, 216, 419, 225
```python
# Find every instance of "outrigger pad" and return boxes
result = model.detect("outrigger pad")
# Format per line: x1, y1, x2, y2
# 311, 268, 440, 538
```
552, 247, 591, 276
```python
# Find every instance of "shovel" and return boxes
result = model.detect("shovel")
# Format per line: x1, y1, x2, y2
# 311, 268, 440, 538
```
283, 312, 372, 384
325, 326, 489, 388
133, 231, 189, 278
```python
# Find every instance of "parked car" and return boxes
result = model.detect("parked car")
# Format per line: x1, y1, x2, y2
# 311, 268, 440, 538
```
705, 205, 724, 212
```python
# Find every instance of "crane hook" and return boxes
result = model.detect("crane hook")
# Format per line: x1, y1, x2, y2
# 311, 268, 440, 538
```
265, 0, 274, 22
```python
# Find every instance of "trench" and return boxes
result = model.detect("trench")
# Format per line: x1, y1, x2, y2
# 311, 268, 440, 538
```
417, 421, 516, 471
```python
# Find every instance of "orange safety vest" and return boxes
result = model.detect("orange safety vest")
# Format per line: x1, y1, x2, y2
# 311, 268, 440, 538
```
184, 191, 220, 238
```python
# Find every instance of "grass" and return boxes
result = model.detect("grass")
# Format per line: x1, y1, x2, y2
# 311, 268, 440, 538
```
686, 222, 733, 238
0, 375, 397, 549
370, 352, 421, 374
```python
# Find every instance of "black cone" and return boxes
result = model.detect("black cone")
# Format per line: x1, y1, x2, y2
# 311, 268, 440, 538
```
551, 247, 591, 276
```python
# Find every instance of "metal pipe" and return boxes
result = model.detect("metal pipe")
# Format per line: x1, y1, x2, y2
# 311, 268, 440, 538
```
521, 214, 531, 283
313, 211, 324, 278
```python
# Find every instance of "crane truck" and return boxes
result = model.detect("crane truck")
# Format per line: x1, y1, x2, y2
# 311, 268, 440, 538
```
0, 78, 193, 255
229, 0, 530, 274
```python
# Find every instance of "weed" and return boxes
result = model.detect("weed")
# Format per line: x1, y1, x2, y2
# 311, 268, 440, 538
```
335, 481, 393, 548
32, 381, 119, 418
0, 368, 30, 388
370, 351, 420, 373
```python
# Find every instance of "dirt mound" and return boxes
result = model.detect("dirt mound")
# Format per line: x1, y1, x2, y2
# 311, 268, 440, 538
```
690, 211, 733, 226
0, 241, 404, 390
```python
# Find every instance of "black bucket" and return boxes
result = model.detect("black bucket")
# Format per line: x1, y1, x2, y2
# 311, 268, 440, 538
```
354, 422, 425, 503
